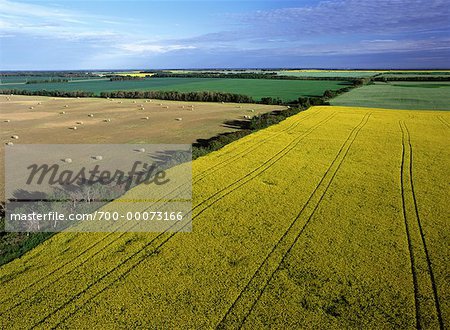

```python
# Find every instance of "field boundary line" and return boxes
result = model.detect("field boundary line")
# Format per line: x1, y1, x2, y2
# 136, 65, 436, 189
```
399, 120, 443, 330
216, 112, 371, 329
30, 112, 338, 329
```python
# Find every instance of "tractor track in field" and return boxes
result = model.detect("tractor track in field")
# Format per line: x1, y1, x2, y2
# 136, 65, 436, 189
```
0, 109, 320, 316
436, 116, 450, 129
29, 112, 337, 329
399, 120, 443, 330
216, 112, 371, 329
193, 110, 319, 184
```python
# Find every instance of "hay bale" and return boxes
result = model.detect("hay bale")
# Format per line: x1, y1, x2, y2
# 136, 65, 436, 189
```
181, 106, 185, 109
63, 158, 72, 163
4, 119, 10, 123
163, 106, 169, 109
159, 103, 163, 106
118, 101, 123, 104
250, 109, 255, 112
60, 111, 66, 114
93, 155, 103, 161
139, 104, 144, 107
142, 116, 149, 120
136, 148, 146, 153
69, 126, 77, 130
29, 106, 34, 110
103, 118, 111, 122
175, 118, 183, 121
5, 141, 13, 146
64, 105, 69, 108
37, 102, 42, 105
88, 114, 94, 117
132, 101, 136, 104
139, 107, 145, 110
76, 121, 84, 125
11, 135, 19, 139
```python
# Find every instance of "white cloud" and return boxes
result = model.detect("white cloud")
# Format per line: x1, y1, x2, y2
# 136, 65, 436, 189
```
118, 43, 196, 54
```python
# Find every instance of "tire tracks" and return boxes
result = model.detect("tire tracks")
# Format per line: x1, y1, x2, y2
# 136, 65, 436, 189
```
0, 110, 319, 313
11, 111, 333, 328
399, 121, 443, 330
216, 112, 371, 329
436, 116, 450, 129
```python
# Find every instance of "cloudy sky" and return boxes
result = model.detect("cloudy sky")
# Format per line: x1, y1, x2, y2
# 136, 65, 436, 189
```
0, 0, 449, 70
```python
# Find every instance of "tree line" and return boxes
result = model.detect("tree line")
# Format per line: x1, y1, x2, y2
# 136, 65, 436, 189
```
373, 76, 450, 82
152, 72, 363, 82
99, 90, 255, 103
109, 76, 145, 81
26, 79, 69, 84
0, 89, 94, 97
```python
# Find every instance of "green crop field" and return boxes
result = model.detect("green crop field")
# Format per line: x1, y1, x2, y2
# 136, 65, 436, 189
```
0, 77, 351, 101
331, 82, 450, 110
0, 106, 448, 328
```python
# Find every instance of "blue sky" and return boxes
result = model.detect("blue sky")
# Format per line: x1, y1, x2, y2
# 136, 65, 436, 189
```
0, 0, 449, 70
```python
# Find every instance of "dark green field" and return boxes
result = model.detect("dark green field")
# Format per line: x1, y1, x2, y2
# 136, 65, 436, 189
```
331, 82, 450, 110
0, 77, 351, 101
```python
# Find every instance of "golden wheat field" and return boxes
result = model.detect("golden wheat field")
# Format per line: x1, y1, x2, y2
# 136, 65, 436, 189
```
0, 106, 449, 329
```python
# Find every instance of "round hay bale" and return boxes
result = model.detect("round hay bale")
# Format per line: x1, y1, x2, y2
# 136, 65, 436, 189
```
136, 148, 146, 153
132, 101, 136, 104
64, 105, 69, 108
88, 114, 94, 117
5, 141, 13, 146
159, 103, 163, 106
175, 117, 182, 121
76, 121, 83, 125
103, 118, 111, 122
142, 116, 149, 120
4, 119, 11, 123
29, 106, 34, 110
118, 101, 123, 104
139, 107, 145, 110
60, 111, 66, 114
11, 135, 19, 139
37, 102, 42, 105
70, 126, 77, 130
94, 155, 103, 161
64, 158, 72, 163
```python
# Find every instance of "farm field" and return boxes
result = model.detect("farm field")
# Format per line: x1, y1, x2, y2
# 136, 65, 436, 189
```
331, 82, 450, 110
0, 94, 284, 200
277, 70, 380, 78
0, 77, 351, 101
0, 106, 448, 328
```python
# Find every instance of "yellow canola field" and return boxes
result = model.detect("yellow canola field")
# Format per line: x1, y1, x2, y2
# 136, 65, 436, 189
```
0, 106, 449, 329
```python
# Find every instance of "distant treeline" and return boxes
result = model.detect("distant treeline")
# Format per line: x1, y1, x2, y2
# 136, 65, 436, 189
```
26, 79, 69, 84
109, 76, 145, 81
100, 90, 255, 103
152, 72, 362, 82
0, 89, 94, 97
0, 72, 99, 78
374, 76, 450, 82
